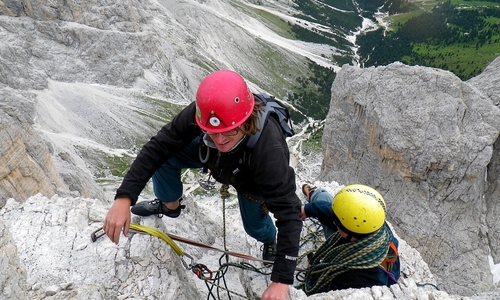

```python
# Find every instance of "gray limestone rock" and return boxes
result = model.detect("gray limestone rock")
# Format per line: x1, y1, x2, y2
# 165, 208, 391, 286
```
0, 99, 68, 206
468, 57, 500, 265
0, 192, 465, 300
0, 93, 104, 206
0, 219, 27, 300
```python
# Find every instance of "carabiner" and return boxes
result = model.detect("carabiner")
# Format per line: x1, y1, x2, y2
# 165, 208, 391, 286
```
181, 252, 194, 270
199, 172, 215, 191
192, 263, 213, 280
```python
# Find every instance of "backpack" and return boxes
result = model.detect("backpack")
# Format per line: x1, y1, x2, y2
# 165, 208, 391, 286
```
378, 240, 400, 285
243, 93, 295, 164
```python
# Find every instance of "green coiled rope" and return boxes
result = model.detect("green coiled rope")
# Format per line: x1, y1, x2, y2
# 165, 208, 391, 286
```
304, 224, 392, 295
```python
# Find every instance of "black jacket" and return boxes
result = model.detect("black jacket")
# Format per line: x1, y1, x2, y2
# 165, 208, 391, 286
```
115, 101, 302, 284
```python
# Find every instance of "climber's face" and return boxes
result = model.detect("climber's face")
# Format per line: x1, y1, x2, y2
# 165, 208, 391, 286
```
205, 128, 245, 153
337, 227, 357, 242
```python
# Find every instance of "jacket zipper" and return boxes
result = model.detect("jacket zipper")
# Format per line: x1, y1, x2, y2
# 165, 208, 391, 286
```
215, 151, 221, 168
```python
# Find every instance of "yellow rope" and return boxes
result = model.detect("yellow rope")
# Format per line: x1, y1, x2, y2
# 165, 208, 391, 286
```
129, 223, 183, 256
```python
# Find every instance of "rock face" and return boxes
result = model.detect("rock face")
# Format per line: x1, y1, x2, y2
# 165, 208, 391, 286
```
467, 58, 500, 264
468, 57, 500, 107
0, 99, 67, 206
0, 93, 104, 205
0, 192, 465, 300
320, 60, 500, 296
0, 195, 201, 300
0, 0, 317, 206
0, 219, 27, 299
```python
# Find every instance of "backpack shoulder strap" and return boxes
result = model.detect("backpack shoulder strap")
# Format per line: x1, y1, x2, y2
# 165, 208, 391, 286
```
243, 93, 294, 165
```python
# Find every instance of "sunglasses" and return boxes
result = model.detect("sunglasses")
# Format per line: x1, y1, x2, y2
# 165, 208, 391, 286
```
202, 128, 240, 137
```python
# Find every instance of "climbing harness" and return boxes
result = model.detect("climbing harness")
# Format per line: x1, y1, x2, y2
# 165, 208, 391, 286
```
237, 190, 269, 214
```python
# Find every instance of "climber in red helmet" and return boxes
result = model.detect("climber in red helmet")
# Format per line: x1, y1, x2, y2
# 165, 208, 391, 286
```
104, 70, 302, 300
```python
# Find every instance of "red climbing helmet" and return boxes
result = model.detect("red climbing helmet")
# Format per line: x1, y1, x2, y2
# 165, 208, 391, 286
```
195, 70, 255, 133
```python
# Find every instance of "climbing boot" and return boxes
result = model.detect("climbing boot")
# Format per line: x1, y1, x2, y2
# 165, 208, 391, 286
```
131, 199, 185, 218
261, 239, 277, 265
301, 184, 317, 202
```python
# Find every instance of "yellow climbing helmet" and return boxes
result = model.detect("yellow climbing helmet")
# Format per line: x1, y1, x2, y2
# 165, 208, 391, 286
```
331, 184, 387, 237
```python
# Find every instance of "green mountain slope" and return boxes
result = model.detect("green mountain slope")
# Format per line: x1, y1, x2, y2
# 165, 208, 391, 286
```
357, 0, 500, 80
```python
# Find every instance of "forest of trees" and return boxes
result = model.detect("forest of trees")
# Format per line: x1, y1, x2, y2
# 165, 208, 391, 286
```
285, 0, 500, 122
287, 60, 336, 122
357, 0, 500, 80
